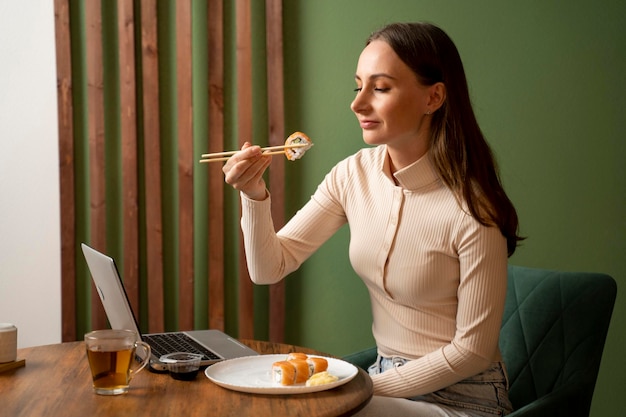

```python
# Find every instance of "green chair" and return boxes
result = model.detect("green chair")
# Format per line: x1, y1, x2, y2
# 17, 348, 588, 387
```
343, 265, 617, 416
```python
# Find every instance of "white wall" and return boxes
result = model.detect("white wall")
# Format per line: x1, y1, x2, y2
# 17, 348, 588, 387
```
0, 1, 62, 348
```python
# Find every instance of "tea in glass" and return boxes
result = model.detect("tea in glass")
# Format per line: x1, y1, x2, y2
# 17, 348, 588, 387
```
85, 329, 151, 395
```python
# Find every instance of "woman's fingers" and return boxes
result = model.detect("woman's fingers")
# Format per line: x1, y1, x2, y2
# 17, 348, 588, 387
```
222, 144, 271, 199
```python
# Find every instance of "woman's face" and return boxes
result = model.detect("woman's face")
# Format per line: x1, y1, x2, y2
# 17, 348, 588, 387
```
351, 40, 433, 152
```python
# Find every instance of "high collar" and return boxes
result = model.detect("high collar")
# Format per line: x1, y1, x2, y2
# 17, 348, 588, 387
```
380, 145, 441, 191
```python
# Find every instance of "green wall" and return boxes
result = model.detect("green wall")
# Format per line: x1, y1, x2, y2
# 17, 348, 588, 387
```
278, 1, 626, 416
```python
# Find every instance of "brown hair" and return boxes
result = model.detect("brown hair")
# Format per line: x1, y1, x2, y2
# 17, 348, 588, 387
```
367, 22, 523, 255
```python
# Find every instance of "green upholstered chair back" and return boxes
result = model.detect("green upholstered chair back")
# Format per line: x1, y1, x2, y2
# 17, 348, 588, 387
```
500, 266, 617, 416
342, 265, 617, 416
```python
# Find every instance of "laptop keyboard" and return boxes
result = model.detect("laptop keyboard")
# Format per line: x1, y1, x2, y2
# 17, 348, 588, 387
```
143, 333, 221, 361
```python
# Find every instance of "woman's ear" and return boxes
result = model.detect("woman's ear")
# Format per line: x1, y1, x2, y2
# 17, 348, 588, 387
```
427, 82, 446, 112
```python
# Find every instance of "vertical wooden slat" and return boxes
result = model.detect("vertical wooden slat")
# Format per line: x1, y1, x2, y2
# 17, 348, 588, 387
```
140, 0, 165, 333
56, 0, 286, 340
118, 0, 140, 317
85, 0, 108, 331
236, 0, 255, 339
265, 0, 286, 342
207, 0, 225, 331
177, 0, 194, 331
55, 0, 76, 342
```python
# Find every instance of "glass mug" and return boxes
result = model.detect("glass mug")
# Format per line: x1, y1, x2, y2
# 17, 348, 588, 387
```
84, 329, 151, 395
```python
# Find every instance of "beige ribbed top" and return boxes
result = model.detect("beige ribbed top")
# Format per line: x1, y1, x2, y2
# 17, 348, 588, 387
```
241, 145, 508, 397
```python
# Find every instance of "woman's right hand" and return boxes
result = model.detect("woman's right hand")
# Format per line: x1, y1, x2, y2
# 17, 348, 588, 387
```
222, 142, 272, 201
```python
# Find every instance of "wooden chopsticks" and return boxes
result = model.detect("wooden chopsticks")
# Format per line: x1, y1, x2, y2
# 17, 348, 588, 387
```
199, 143, 309, 163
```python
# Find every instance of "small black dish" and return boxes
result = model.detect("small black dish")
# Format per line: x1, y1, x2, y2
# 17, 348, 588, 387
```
159, 352, 203, 381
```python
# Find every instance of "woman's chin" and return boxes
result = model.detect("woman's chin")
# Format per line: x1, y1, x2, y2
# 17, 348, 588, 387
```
361, 133, 385, 146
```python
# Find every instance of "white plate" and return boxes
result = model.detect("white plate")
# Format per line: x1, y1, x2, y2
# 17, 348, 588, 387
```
204, 354, 358, 394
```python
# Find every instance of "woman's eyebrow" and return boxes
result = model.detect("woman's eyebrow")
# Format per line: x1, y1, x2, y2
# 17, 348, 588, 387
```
354, 73, 397, 81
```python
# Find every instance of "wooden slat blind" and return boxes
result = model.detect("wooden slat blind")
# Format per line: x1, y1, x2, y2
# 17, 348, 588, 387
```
207, 0, 226, 332
118, 0, 140, 316
140, 0, 165, 334
266, 0, 286, 342
177, 0, 194, 331
85, 0, 108, 331
236, 0, 255, 340
54, 0, 76, 343
55, 0, 286, 343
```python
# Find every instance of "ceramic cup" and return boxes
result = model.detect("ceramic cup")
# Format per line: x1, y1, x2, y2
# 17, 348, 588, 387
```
0, 323, 17, 363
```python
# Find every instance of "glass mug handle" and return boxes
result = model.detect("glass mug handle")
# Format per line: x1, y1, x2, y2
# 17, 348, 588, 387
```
129, 341, 151, 379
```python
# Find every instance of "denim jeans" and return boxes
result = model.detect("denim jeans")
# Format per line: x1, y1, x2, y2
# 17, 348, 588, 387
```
368, 356, 514, 416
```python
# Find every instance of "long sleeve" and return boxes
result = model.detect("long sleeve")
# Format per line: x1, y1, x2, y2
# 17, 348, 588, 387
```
240, 145, 509, 398
240, 188, 347, 285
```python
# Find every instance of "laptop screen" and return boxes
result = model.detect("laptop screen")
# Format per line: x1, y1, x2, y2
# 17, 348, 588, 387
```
81, 243, 143, 337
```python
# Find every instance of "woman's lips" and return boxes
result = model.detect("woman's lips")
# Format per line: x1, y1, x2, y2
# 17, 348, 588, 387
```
359, 120, 379, 129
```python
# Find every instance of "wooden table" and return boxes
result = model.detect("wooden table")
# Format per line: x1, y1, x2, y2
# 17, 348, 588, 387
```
0, 339, 372, 417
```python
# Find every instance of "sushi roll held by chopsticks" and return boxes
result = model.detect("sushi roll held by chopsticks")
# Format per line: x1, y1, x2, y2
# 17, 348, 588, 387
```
283, 132, 313, 161
199, 131, 313, 163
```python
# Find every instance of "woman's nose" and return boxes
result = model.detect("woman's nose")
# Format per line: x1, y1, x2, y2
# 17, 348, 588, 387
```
351, 91, 368, 114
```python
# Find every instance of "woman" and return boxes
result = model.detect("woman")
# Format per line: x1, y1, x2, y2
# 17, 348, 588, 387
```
223, 22, 521, 416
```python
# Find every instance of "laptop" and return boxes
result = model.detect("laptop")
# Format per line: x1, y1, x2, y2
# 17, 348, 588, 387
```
81, 243, 259, 371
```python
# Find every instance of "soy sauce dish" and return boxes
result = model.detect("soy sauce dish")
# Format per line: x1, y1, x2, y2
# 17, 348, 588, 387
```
160, 352, 204, 381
